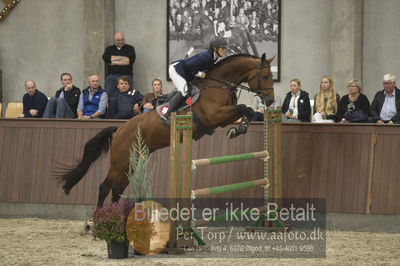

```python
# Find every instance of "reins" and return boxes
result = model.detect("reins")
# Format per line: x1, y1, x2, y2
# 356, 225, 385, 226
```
199, 63, 274, 97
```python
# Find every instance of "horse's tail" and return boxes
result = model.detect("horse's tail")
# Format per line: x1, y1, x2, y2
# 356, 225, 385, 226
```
58, 126, 118, 195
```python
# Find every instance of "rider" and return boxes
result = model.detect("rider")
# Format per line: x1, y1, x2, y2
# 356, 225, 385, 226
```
161, 37, 228, 122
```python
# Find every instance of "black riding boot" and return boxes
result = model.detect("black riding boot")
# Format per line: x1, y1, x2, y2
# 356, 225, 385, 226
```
161, 92, 184, 123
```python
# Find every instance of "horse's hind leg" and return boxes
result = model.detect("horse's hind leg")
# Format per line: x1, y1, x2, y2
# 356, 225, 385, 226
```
98, 177, 113, 207
111, 178, 129, 203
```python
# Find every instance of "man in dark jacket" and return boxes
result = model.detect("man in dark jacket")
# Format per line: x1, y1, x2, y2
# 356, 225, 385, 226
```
370, 73, 400, 124
102, 32, 136, 96
18, 80, 48, 118
43, 73, 81, 118
106, 76, 143, 119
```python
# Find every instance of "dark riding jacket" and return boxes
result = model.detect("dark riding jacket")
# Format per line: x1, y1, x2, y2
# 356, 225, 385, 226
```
281, 90, 311, 122
173, 49, 216, 81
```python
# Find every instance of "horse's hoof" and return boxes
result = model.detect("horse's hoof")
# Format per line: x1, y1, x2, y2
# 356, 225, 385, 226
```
238, 124, 248, 134
227, 128, 238, 139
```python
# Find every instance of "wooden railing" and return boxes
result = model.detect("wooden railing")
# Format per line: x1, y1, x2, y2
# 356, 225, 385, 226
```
0, 119, 399, 214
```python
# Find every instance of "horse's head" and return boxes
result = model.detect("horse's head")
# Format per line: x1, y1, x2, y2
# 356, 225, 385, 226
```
246, 53, 275, 106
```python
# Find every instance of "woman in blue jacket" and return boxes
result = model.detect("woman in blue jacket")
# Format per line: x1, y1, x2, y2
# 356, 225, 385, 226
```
161, 37, 228, 122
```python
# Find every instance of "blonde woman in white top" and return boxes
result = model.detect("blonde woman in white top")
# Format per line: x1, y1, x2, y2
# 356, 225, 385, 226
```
312, 76, 340, 123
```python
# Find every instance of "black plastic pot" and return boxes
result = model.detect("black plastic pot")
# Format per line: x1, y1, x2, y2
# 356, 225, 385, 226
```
107, 241, 128, 259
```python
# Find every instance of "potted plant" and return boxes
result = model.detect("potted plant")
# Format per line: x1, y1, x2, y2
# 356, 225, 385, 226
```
91, 128, 156, 258
125, 128, 157, 255
91, 199, 134, 259
126, 127, 153, 202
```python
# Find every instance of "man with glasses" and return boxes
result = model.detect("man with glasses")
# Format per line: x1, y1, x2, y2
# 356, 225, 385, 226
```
371, 73, 400, 124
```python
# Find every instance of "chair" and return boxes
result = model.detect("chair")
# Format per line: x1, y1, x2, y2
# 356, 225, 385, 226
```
5, 102, 23, 118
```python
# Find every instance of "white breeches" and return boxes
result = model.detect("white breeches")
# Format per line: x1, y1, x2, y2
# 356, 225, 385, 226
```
169, 62, 188, 96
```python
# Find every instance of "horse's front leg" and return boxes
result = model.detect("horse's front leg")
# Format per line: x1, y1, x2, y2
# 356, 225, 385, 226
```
209, 104, 254, 139
226, 105, 255, 139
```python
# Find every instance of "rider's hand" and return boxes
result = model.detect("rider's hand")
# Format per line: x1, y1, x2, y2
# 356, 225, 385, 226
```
195, 71, 206, 79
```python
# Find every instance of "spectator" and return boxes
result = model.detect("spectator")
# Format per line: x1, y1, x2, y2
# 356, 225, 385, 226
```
77, 75, 108, 119
338, 79, 370, 123
248, 19, 259, 35
370, 73, 400, 124
182, 9, 190, 25
18, 80, 48, 118
218, 0, 230, 25
106, 76, 143, 119
228, 15, 238, 29
312, 76, 340, 123
175, 13, 184, 33
252, 95, 265, 121
281, 79, 311, 122
102, 32, 136, 96
169, 8, 178, 27
141, 78, 164, 113
43, 73, 81, 118
249, 10, 260, 25
236, 8, 250, 30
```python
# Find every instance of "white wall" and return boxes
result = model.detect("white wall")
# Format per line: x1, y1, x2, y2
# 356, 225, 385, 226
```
1, 0, 400, 107
276, 0, 332, 104
0, 0, 85, 101
114, 0, 169, 93
363, 0, 400, 100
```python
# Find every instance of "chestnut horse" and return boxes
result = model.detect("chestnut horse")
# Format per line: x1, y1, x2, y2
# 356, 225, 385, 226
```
59, 53, 275, 207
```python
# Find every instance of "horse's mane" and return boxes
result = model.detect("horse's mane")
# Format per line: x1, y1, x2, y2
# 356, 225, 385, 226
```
213, 54, 259, 69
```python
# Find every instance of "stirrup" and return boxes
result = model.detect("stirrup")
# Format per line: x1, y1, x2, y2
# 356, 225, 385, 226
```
160, 115, 170, 124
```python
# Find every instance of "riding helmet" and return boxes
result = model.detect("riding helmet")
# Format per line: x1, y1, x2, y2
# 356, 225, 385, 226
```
209, 37, 228, 49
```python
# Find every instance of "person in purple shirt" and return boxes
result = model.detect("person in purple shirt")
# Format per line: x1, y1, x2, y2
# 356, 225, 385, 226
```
18, 80, 48, 118
161, 37, 228, 122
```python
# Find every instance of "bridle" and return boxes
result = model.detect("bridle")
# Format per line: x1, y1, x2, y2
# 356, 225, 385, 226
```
246, 64, 274, 95
203, 63, 274, 97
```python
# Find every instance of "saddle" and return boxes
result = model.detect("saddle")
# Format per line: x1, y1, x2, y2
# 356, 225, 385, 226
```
155, 85, 201, 117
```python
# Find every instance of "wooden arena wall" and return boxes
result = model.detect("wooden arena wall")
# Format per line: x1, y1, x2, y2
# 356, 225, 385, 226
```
0, 119, 399, 215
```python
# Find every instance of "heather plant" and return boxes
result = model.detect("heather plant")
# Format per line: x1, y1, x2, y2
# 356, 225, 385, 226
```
91, 200, 134, 243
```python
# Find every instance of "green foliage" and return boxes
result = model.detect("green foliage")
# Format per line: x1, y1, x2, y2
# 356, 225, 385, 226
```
126, 127, 153, 202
